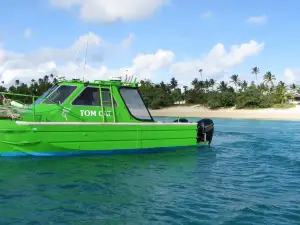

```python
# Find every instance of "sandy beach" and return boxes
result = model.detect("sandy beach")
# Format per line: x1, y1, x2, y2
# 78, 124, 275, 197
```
150, 105, 300, 121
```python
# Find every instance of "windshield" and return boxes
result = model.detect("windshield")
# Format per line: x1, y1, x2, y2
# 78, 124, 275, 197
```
43, 85, 77, 105
119, 88, 153, 121
34, 84, 58, 105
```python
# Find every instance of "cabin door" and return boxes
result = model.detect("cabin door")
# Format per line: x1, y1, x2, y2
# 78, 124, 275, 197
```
70, 86, 118, 122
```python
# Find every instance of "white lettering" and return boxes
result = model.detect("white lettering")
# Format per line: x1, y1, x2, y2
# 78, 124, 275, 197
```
80, 110, 112, 117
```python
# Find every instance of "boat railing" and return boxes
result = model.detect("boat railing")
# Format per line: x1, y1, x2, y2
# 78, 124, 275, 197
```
0, 92, 39, 120
0, 92, 85, 122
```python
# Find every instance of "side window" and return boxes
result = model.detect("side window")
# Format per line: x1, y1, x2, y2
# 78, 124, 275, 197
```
43, 85, 77, 105
72, 87, 100, 106
101, 88, 118, 107
72, 87, 117, 107
119, 88, 152, 121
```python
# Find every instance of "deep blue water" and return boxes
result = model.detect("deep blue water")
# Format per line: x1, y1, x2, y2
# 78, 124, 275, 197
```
1, 118, 300, 224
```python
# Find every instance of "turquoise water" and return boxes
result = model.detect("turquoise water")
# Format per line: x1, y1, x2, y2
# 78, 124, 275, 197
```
1, 118, 300, 224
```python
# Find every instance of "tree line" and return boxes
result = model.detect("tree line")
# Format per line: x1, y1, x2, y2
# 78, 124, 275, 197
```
138, 67, 297, 109
0, 67, 298, 109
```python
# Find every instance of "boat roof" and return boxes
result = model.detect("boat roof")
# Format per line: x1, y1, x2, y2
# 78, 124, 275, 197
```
57, 77, 138, 88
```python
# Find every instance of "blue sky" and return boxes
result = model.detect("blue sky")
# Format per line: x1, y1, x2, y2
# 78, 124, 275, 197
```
0, 0, 299, 86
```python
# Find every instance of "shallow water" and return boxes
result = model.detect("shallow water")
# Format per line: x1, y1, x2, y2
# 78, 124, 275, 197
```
1, 118, 300, 224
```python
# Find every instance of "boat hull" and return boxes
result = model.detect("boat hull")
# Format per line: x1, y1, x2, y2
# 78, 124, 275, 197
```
0, 121, 209, 157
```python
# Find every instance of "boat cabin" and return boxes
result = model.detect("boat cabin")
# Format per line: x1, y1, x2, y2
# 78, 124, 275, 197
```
20, 77, 155, 123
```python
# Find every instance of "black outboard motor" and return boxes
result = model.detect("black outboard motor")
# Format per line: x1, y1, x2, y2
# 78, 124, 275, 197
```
196, 118, 214, 145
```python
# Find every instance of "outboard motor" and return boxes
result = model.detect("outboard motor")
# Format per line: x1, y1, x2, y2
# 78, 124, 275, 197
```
196, 118, 214, 145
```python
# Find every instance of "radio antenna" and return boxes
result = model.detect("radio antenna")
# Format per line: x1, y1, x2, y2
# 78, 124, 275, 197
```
83, 34, 90, 81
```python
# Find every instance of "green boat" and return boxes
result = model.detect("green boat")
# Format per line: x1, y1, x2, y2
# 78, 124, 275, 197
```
0, 76, 214, 157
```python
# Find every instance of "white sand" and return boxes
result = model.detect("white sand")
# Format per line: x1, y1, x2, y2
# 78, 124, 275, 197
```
150, 105, 300, 121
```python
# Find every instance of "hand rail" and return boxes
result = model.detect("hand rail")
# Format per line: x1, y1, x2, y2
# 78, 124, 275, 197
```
0, 91, 84, 122
109, 85, 116, 123
99, 84, 105, 122
0, 92, 40, 98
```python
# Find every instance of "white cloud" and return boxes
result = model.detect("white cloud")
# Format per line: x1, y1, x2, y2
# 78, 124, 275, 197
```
23, 28, 32, 38
50, 0, 169, 23
284, 68, 300, 83
170, 40, 264, 84
200, 10, 212, 19
0, 32, 135, 85
132, 49, 174, 78
247, 15, 267, 25
25, 32, 104, 64
120, 33, 135, 49
0, 35, 264, 89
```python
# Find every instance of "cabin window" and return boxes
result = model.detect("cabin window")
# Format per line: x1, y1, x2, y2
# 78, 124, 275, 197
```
35, 84, 58, 104
119, 88, 152, 121
72, 87, 117, 107
43, 85, 77, 105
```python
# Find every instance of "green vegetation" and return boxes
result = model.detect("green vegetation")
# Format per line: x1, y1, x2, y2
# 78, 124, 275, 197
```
138, 67, 299, 110
0, 67, 298, 110
0, 75, 56, 104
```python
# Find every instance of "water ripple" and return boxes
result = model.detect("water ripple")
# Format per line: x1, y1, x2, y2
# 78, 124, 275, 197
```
0, 118, 300, 224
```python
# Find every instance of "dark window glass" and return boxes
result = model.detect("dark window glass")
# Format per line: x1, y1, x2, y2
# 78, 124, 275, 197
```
119, 88, 152, 120
72, 87, 117, 107
43, 85, 77, 105
72, 87, 100, 106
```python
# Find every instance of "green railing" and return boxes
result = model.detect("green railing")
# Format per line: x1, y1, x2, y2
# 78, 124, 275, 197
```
0, 92, 39, 121
0, 92, 84, 122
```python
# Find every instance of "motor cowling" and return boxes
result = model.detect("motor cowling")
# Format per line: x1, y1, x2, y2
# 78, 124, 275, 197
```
196, 118, 214, 145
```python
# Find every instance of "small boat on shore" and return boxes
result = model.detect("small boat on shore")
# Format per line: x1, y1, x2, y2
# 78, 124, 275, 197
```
0, 76, 214, 157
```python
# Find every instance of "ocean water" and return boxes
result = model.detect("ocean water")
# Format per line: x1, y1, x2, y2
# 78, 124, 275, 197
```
1, 118, 300, 225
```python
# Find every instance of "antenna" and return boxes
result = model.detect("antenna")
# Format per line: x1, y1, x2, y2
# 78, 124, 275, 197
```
83, 34, 90, 82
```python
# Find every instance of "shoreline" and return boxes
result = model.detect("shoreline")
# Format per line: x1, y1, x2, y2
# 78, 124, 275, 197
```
149, 105, 300, 121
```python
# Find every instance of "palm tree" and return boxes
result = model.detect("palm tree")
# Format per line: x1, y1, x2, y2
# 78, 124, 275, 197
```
290, 83, 297, 94
276, 82, 293, 103
230, 74, 240, 92
15, 79, 20, 86
218, 81, 228, 92
263, 71, 276, 91
209, 79, 215, 90
204, 79, 210, 92
278, 81, 285, 88
252, 66, 260, 83
240, 80, 248, 91
44, 75, 49, 82
198, 69, 203, 80
191, 78, 199, 87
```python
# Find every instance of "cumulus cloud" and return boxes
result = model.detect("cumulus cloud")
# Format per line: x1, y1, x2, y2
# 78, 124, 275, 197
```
131, 49, 175, 79
247, 15, 267, 25
170, 40, 264, 84
50, 0, 169, 23
0, 32, 135, 85
25, 32, 104, 64
284, 68, 300, 83
0, 35, 264, 88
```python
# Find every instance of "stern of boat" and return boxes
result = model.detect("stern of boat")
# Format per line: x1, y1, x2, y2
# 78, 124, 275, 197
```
196, 118, 214, 146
